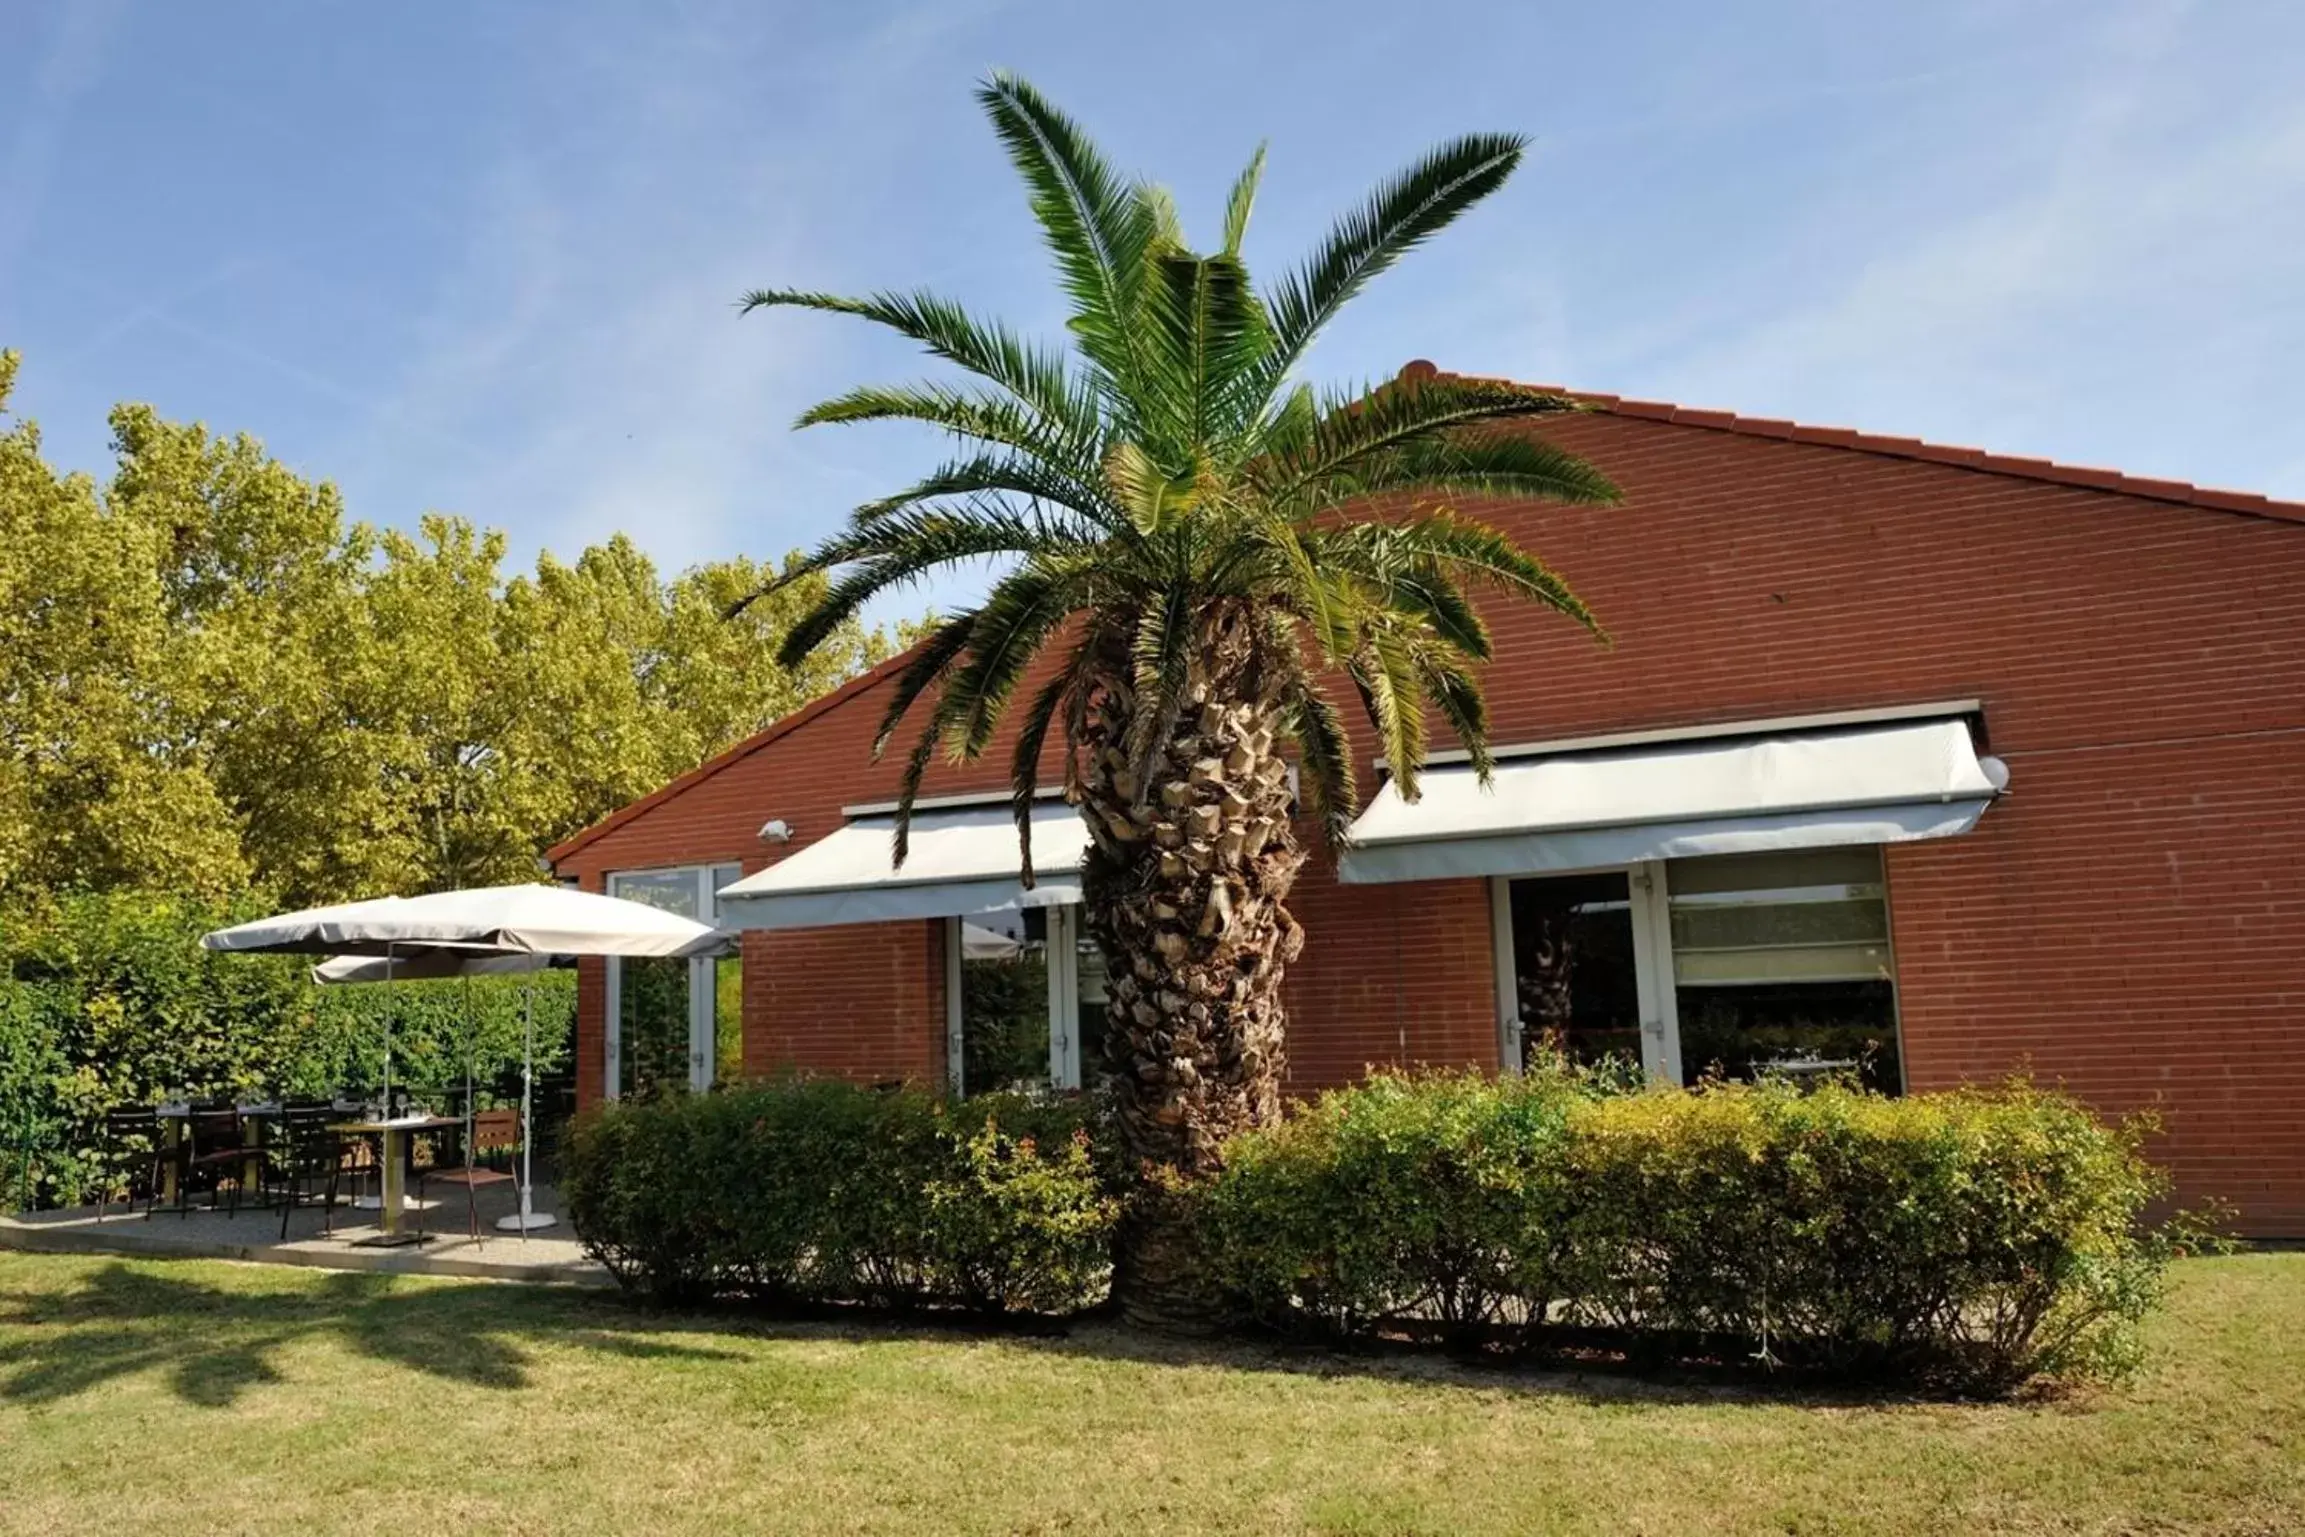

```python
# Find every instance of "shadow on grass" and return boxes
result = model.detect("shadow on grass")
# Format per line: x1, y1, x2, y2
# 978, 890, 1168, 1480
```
0, 1259, 743, 1408
0, 1255, 1937, 1413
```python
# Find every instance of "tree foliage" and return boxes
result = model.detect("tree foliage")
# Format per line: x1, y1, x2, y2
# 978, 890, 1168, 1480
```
0, 348, 892, 907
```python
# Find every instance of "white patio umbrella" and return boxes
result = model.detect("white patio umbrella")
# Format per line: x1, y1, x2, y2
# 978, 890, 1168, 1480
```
204, 883, 723, 1234
312, 946, 568, 1233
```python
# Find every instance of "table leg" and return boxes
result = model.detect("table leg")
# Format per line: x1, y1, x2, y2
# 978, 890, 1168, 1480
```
379, 1129, 404, 1236
240, 1121, 265, 1201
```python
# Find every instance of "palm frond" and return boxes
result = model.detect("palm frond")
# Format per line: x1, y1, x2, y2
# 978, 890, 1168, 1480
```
870, 610, 980, 758
977, 72, 1159, 397
1255, 133, 1527, 401
1364, 512, 1604, 639
1346, 622, 1426, 798
854, 453, 1120, 533
944, 559, 1090, 759
768, 507, 1082, 668
1278, 670, 1356, 849
1287, 421, 1622, 515
743, 288, 1097, 445
1406, 643, 1494, 793
1138, 250, 1274, 452
795, 384, 1097, 476
1006, 629, 1102, 884
1260, 375, 1593, 505
1124, 587, 1194, 793
889, 688, 971, 868
1300, 520, 1500, 658
1221, 143, 1267, 257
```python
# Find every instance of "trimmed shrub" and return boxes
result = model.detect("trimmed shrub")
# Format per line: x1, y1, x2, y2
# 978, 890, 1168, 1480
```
561, 1078, 1119, 1317
1202, 1069, 2184, 1393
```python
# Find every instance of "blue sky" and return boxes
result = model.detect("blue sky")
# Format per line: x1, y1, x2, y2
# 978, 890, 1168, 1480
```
4, 0, 2300, 621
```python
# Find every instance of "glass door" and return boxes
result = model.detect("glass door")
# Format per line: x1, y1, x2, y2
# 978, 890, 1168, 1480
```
1499, 871, 1643, 1072
605, 864, 744, 1098
943, 905, 1107, 1095
1493, 863, 1680, 1081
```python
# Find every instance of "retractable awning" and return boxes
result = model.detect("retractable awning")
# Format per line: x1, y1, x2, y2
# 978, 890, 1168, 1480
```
1337, 717, 2003, 885
715, 800, 1091, 931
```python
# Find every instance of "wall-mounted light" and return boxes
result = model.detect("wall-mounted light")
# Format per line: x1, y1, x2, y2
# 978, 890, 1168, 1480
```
758, 818, 794, 843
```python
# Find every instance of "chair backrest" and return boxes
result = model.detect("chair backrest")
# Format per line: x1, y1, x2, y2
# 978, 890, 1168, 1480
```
103, 1105, 159, 1134
278, 1108, 338, 1163
470, 1108, 520, 1153
188, 1108, 241, 1152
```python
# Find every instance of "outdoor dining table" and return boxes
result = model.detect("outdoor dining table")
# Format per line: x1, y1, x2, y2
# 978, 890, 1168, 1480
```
328, 1114, 460, 1247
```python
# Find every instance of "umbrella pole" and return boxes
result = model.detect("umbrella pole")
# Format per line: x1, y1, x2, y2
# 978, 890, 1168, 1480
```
381, 944, 395, 1117
495, 978, 556, 1235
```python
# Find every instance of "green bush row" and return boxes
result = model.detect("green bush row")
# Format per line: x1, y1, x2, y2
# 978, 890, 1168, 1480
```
1, 888, 573, 1209
561, 1079, 1119, 1316
1199, 1067, 2187, 1393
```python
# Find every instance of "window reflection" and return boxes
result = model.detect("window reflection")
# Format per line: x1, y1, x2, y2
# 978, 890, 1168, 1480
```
1667, 848, 1901, 1093
958, 910, 1050, 1096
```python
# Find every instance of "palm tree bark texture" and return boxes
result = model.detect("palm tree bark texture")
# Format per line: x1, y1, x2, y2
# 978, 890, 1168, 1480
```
738, 74, 1619, 1327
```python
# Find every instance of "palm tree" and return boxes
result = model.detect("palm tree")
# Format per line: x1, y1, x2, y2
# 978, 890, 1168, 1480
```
746, 74, 1618, 1322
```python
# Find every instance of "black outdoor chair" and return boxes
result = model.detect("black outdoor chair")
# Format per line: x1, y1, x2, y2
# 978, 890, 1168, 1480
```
92, 1105, 166, 1222
176, 1105, 251, 1216
265, 1104, 354, 1240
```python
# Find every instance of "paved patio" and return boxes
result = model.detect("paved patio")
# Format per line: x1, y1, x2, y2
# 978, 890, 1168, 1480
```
1, 1179, 607, 1286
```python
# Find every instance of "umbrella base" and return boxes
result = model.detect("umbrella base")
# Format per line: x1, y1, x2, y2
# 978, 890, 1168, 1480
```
494, 1211, 559, 1233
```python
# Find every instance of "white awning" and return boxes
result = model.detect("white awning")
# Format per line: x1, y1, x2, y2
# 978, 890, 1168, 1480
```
1337, 718, 2003, 885
715, 800, 1090, 931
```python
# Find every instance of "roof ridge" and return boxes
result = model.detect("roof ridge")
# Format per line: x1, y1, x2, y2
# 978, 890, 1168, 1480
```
1399, 360, 2305, 525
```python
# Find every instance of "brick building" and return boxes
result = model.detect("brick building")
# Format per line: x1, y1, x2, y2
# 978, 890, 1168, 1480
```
547, 368, 2305, 1236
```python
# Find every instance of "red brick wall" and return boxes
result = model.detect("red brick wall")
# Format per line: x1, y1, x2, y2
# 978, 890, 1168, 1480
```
740, 920, 945, 1084
554, 410, 2305, 1233
1281, 854, 1499, 1091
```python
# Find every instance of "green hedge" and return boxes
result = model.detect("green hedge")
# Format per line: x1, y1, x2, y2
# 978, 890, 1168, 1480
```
561, 1079, 1119, 1316
1, 888, 573, 1209
1199, 1067, 2186, 1393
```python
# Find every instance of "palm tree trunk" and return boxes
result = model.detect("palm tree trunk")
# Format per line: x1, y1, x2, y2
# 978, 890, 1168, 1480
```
1075, 603, 1306, 1328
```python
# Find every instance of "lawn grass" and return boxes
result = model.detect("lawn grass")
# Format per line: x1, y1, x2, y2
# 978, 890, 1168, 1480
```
0, 1250, 2298, 1535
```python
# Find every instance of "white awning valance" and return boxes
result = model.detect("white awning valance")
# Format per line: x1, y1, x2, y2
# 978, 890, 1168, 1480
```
1337, 718, 2002, 885
715, 800, 1090, 931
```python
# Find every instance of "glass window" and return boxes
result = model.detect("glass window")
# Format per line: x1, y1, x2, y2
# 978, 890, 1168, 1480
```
958, 910, 1052, 1096
615, 954, 690, 1099
1073, 922, 1109, 1088
710, 864, 743, 1086
1507, 871, 1643, 1070
612, 869, 702, 920
608, 866, 747, 1098
1666, 848, 1901, 1093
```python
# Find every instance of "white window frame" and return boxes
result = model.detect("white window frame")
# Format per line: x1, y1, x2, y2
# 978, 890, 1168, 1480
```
604, 864, 738, 1099
946, 905, 1088, 1095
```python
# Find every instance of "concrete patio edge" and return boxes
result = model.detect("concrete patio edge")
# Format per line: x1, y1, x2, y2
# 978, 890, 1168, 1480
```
0, 1212, 613, 1287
